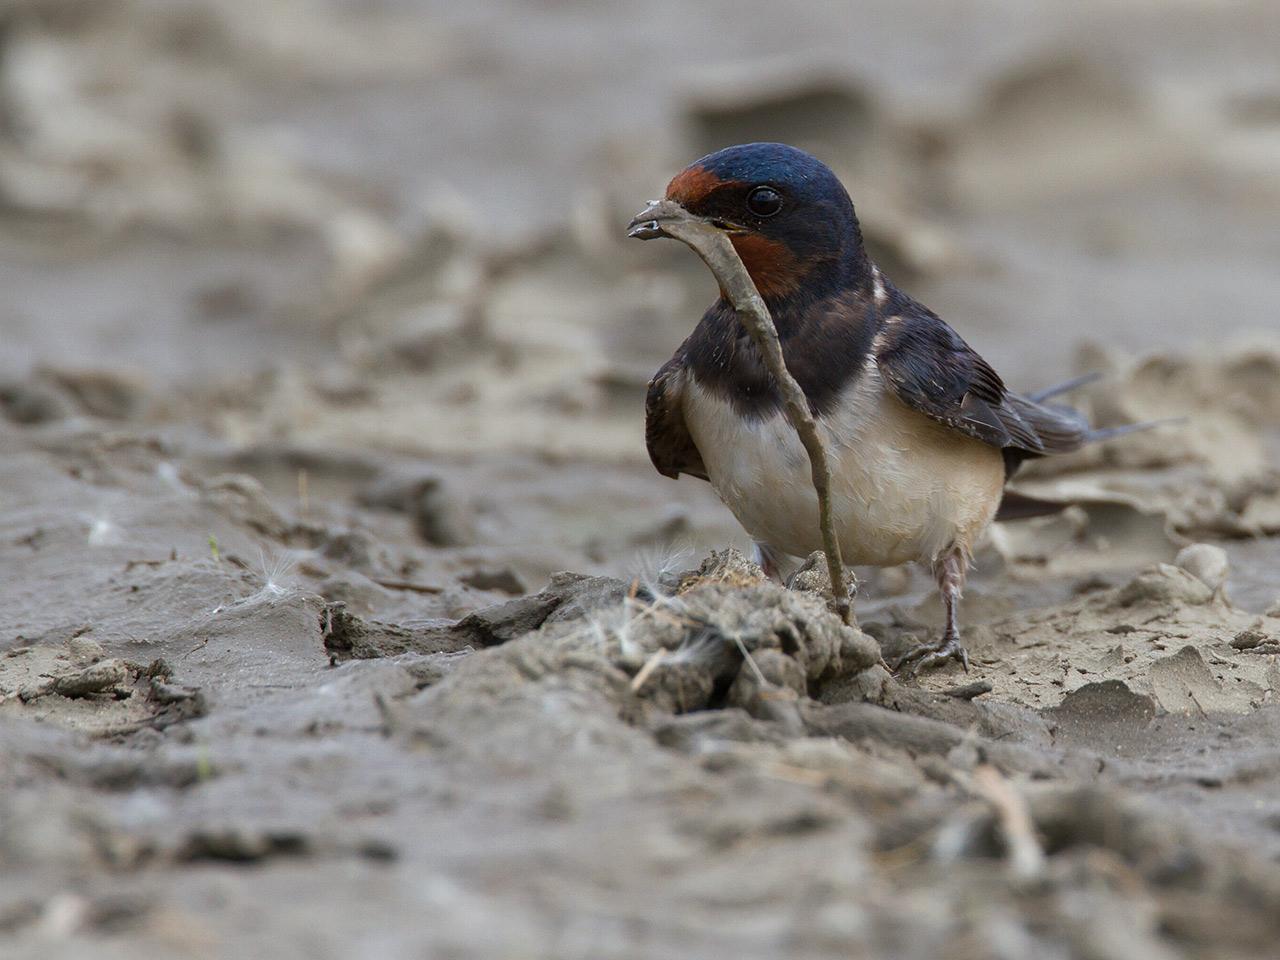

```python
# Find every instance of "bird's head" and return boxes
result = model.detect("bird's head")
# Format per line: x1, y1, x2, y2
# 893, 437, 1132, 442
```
629, 142, 867, 301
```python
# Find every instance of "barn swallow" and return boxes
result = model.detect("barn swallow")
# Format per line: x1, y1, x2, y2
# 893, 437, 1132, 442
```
629, 142, 1152, 672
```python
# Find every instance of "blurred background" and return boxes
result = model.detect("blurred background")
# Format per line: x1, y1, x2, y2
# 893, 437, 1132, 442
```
2, 0, 1279, 604
5, 6, 1280, 954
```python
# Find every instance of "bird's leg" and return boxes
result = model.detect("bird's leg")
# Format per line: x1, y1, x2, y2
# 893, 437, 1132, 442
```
894, 547, 971, 673
751, 540, 786, 583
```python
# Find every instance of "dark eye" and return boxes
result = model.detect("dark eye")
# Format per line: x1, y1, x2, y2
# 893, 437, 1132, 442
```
746, 185, 783, 218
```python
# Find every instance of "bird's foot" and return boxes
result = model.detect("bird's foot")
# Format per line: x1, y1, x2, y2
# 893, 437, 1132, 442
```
893, 632, 970, 675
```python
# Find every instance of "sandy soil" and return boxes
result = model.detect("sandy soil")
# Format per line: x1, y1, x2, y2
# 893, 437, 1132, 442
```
2, 1, 1280, 957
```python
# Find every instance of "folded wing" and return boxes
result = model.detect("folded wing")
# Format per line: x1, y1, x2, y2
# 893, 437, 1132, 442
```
873, 307, 1090, 479
645, 348, 708, 481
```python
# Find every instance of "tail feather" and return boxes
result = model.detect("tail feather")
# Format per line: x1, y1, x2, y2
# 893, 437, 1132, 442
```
1084, 417, 1186, 444
1026, 372, 1103, 404
1002, 371, 1183, 524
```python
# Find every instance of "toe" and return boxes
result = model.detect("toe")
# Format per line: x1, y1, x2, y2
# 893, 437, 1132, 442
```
892, 635, 970, 675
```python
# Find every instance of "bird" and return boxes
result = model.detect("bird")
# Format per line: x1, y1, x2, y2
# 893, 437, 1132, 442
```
629, 141, 1154, 672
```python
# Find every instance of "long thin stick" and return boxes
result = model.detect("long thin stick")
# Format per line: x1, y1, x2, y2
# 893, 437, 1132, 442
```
631, 200, 853, 625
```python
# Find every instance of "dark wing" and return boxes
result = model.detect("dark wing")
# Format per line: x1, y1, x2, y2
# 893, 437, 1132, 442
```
873, 308, 1089, 471
645, 350, 707, 482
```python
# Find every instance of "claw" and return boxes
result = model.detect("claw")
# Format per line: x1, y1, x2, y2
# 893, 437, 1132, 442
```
893, 634, 970, 675
895, 546, 972, 675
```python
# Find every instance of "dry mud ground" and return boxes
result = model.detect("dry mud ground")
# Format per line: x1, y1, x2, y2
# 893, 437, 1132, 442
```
2, 1, 1280, 957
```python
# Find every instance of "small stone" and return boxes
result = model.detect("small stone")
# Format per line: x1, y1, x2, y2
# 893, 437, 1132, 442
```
1231, 629, 1267, 651
68, 636, 105, 665
460, 567, 526, 595
1175, 543, 1229, 592
0, 376, 73, 424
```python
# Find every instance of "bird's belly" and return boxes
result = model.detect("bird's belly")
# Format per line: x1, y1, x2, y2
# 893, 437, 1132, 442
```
684, 371, 1005, 567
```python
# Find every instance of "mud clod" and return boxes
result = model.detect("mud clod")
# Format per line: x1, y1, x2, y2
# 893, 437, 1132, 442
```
631, 576, 880, 715
1231, 629, 1269, 651
1149, 646, 1237, 715
454, 572, 630, 647
942, 680, 994, 700
1046, 680, 1157, 730
0, 375, 74, 424
1113, 564, 1214, 608
179, 829, 310, 863
677, 547, 766, 590
788, 550, 859, 606
357, 471, 476, 547
321, 602, 465, 660
459, 567, 526, 595
19, 659, 130, 702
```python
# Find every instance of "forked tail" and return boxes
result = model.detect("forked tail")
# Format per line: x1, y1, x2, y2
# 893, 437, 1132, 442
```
997, 374, 1184, 522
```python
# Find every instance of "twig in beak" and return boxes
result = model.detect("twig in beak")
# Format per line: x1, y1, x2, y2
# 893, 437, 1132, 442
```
628, 199, 855, 626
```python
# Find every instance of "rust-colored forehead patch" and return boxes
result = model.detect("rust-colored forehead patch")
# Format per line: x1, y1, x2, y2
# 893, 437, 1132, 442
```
665, 165, 731, 206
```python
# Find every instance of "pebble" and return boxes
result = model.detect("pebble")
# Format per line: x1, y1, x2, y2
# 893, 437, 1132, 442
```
68, 636, 106, 665
1175, 543, 1229, 592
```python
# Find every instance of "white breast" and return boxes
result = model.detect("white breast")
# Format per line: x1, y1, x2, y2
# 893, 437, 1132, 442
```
683, 361, 1005, 567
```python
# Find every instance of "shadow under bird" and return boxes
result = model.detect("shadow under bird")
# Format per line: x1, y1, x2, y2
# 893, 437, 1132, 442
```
629, 142, 1160, 672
